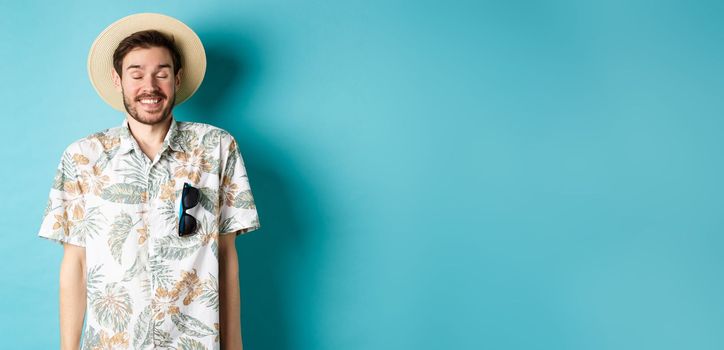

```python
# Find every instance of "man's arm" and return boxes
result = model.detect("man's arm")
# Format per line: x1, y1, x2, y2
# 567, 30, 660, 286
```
59, 242, 86, 350
219, 232, 243, 350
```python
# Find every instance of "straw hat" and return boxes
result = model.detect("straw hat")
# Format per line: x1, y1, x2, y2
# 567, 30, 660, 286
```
87, 13, 206, 111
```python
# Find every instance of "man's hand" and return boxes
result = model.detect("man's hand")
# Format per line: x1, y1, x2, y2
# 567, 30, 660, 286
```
60, 242, 86, 350
219, 232, 243, 350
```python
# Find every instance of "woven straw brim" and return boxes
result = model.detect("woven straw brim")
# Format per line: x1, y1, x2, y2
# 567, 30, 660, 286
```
87, 13, 206, 112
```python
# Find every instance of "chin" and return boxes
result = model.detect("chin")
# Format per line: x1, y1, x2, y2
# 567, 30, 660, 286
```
132, 103, 172, 123
122, 92, 176, 125
130, 110, 169, 125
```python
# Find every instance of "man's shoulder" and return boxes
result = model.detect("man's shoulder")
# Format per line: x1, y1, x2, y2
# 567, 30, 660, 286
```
176, 121, 238, 149
61, 125, 123, 157
177, 120, 233, 137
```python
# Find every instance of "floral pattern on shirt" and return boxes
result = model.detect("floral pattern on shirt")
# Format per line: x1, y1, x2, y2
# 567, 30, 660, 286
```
38, 117, 261, 349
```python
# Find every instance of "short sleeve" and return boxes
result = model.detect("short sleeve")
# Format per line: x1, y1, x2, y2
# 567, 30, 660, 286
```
37, 146, 88, 247
218, 133, 261, 236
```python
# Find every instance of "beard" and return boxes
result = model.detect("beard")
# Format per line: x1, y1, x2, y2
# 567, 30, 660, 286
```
121, 86, 176, 125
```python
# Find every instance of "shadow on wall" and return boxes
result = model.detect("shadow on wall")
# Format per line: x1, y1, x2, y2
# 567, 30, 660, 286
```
184, 27, 329, 350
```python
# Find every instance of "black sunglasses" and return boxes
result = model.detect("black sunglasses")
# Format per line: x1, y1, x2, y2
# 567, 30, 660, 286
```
178, 182, 199, 236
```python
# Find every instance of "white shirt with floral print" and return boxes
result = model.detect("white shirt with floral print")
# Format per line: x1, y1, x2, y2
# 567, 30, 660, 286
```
38, 117, 261, 349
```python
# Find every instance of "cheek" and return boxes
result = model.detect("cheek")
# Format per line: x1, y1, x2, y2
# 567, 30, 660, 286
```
161, 82, 177, 94
123, 90, 139, 102
122, 82, 141, 95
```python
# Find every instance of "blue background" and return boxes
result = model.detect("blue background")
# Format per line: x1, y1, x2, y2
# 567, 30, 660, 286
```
1, 1, 724, 349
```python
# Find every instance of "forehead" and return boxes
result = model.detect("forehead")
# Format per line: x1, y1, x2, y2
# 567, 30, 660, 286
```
122, 46, 174, 70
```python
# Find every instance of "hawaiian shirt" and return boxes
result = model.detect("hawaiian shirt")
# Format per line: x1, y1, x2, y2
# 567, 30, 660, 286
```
37, 117, 261, 349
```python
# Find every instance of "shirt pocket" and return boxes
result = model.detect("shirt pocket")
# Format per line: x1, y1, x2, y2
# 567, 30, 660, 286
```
173, 178, 221, 238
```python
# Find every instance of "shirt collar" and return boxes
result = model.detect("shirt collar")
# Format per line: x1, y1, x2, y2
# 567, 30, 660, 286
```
118, 117, 183, 155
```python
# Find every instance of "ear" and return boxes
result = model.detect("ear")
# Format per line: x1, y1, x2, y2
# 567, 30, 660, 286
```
111, 68, 122, 92
175, 68, 183, 88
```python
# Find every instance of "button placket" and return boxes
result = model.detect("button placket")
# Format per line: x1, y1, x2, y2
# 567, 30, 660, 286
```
142, 160, 158, 346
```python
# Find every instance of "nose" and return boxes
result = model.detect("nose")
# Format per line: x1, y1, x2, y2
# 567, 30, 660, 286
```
140, 75, 161, 93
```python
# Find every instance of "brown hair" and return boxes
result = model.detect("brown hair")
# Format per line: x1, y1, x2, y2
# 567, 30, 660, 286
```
112, 30, 183, 77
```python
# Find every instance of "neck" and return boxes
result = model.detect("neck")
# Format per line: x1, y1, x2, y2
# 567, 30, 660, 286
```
125, 114, 173, 149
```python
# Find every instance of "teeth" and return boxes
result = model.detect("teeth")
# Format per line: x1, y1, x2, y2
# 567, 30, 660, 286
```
140, 99, 160, 104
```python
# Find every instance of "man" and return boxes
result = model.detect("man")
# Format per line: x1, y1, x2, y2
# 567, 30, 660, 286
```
37, 13, 260, 350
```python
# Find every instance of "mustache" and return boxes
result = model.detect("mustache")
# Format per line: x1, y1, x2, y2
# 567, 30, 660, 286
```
136, 93, 166, 100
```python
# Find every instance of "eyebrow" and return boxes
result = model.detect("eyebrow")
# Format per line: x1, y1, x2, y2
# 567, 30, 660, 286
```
126, 64, 172, 71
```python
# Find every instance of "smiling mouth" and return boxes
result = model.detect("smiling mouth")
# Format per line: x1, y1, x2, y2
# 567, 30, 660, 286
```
138, 97, 164, 110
